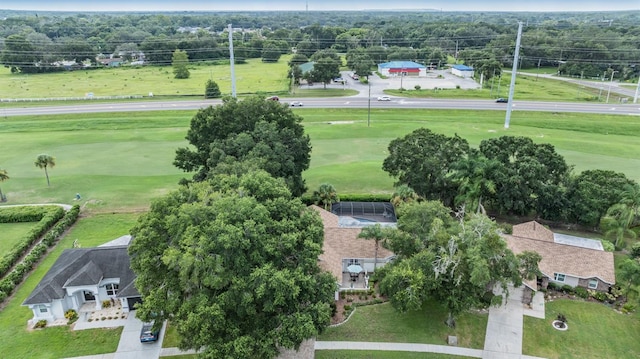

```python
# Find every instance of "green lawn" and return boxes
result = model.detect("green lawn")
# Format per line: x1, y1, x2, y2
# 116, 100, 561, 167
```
2, 108, 640, 212
315, 351, 473, 359
0, 212, 139, 359
523, 299, 640, 359
318, 301, 487, 349
0, 222, 37, 254
0, 58, 290, 99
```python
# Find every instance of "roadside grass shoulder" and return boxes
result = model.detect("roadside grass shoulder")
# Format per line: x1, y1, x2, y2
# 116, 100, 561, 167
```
387, 73, 610, 102
523, 299, 640, 359
0, 212, 138, 359
318, 301, 487, 349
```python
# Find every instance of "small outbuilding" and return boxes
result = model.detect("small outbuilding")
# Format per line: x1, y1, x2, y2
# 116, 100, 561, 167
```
378, 61, 427, 77
451, 64, 474, 78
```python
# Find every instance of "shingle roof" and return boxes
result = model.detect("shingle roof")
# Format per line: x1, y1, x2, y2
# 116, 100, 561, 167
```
504, 234, 615, 285
512, 221, 554, 242
452, 64, 474, 71
311, 206, 394, 281
23, 246, 139, 305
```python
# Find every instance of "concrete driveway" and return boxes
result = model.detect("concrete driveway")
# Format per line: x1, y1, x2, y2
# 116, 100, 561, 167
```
113, 311, 164, 359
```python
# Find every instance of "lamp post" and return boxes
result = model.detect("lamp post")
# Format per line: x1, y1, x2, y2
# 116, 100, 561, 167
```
606, 70, 618, 104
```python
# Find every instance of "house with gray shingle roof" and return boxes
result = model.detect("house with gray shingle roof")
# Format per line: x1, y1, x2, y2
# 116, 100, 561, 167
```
505, 221, 615, 293
23, 238, 140, 324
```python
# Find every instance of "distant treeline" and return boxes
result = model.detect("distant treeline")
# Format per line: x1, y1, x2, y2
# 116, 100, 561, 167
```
0, 10, 638, 79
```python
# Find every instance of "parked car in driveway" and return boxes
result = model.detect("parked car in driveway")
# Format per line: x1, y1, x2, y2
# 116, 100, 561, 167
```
290, 101, 303, 107
377, 95, 391, 101
496, 98, 508, 103
140, 322, 159, 343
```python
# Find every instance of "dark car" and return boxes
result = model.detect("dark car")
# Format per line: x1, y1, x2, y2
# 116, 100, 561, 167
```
140, 322, 160, 343
266, 96, 279, 101
496, 98, 508, 103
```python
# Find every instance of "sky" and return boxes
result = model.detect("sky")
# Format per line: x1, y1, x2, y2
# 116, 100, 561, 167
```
1, 0, 639, 12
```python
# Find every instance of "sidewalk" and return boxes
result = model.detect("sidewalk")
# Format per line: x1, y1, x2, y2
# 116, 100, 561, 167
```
315, 341, 483, 357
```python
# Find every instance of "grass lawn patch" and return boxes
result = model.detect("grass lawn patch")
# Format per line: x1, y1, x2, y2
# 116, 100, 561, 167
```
0, 222, 37, 254
318, 301, 487, 349
315, 351, 473, 359
162, 322, 180, 348
0, 212, 139, 359
523, 299, 640, 359
292, 88, 359, 97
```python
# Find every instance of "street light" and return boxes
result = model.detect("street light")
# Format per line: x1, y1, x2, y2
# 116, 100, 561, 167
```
606, 70, 618, 104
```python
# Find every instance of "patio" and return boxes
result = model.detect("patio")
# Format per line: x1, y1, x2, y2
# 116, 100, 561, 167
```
341, 272, 369, 290
79, 300, 129, 322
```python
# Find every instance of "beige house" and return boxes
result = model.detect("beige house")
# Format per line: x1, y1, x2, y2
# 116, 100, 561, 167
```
504, 221, 615, 293
311, 205, 395, 292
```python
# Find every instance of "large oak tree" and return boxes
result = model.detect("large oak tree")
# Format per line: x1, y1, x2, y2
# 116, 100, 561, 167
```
174, 96, 311, 197
129, 171, 335, 358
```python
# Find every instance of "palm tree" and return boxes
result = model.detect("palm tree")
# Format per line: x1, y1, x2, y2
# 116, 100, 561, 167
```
449, 153, 497, 215
313, 183, 339, 211
0, 168, 8, 202
602, 183, 640, 247
358, 224, 388, 271
34, 154, 56, 187
390, 184, 420, 208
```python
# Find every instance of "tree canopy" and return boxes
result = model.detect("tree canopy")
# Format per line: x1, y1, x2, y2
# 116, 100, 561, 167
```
383, 128, 470, 207
34, 154, 55, 187
172, 49, 190, 79
174, 96, 311, 197
378, 201, 525, 328
129, 171, 335, 358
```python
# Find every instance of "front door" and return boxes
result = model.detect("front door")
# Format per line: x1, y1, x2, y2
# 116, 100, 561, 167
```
83, 291, 95, 301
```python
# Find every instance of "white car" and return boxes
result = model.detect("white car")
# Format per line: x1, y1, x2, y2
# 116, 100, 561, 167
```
377, 96, 391, 101
290, 101, 303, 107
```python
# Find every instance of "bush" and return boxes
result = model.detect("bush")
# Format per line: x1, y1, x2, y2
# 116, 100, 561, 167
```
414, 84, 421, 90
547, 282, 560, 291
630, 242, 640, 258
588, 289, 608, 302
574, 287, 589, 299
601, 239, 615, 252
102, 300, 112, 308
622, 302, 636, 314
562, 285, 574, 294
204, 79, 221, 99
65, 309, 79, 324
34, 320, 47, 329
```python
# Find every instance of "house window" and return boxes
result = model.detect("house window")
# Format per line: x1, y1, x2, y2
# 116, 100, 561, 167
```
554, 273, 566, 282
38, 306, 48, 313
588, 279, 598, 289
105, 283, 119, 296
347, 259, 360, 266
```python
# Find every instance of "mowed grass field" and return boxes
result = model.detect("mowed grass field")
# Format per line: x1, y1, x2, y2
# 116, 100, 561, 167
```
1, 108, 640, 213
0, 58, 290, 99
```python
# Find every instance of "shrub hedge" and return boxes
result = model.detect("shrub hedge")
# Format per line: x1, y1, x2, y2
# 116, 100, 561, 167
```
0, 206, 65, 278
0, 205, 80, 305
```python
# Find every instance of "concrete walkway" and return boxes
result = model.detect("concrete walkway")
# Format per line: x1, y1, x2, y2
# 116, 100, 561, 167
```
315, 341, 483, 357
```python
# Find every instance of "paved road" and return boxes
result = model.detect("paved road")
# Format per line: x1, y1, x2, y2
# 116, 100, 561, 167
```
3, 97, 640, 117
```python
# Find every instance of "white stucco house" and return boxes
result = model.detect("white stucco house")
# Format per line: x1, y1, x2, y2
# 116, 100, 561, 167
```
22, 237, 141, 324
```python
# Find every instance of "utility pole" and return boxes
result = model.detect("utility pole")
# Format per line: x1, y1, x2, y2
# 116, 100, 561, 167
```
455, 40, 459, 62
634, 75, 640, 104
228, 24, 236, 98
367, 80, 371, 127
606, 70, 617, 104
504, 21, 523, 129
